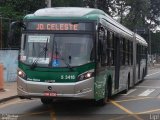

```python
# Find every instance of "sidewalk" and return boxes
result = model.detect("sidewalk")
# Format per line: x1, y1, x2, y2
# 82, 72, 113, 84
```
0, 82, 18, 103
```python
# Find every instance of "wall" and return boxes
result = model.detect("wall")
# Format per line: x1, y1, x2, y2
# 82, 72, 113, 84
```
0, 50, 18, 82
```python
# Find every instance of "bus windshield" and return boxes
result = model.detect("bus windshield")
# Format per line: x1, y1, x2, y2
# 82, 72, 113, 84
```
20, 34, 93, 67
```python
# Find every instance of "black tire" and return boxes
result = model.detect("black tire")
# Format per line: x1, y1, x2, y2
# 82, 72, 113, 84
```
41, 98, 53, 104
19, 96, 26, 99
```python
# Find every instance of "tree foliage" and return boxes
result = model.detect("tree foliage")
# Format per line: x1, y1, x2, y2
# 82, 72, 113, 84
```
52, 0, 84, 7
147, 0, 160, 30
0, 0, 160, 53
0, 0, 159, 30
0, 0, 85, 20
84, 0, 117, 16
121, 0, 150, 30
0, 0, 45, 19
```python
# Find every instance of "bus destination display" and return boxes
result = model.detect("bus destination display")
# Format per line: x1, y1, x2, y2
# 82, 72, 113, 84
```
27, 22, 93, 31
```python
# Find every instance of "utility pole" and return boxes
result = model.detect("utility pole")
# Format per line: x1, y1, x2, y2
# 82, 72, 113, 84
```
45, 0, 51, 8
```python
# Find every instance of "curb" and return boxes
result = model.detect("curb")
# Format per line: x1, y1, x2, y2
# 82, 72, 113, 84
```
0, 95, 18, 103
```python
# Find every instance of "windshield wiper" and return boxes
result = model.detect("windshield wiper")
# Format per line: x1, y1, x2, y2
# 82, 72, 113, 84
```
44, 39, 48, 59
53, 40, 73, 71
30, 39, 48, 70
57, 52, 73, 71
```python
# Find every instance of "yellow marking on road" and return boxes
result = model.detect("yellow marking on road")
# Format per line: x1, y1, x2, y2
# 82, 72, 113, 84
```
136, 108, 160, 114
119, 95, 151, 99
114, 97, 152, 103
50, 111, 56, 120
109, 100, 143, 120
0, 99, 38, 109
20, 110, 51, 117
108, 114, 132, 120
0, 98, 21, 108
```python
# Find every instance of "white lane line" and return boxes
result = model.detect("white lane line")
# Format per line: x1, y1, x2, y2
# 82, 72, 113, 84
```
121, 89, 137, 96
136, 86, 160, 89
138, 89, 155, 96
146, 71, 160, 77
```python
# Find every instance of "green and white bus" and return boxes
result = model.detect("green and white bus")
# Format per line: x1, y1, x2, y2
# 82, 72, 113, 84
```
9, 7, 148, 105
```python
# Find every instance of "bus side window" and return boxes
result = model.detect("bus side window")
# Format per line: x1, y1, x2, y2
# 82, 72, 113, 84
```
107, 31, 114, 66
120, 38, 123, 65
131, 42, 133, 65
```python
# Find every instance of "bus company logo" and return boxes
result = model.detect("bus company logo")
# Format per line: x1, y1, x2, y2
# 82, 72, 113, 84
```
45, 80, 55, 83
27, 78, 40, 82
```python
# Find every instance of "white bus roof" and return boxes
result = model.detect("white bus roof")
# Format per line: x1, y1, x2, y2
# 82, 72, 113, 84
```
34, 7, 105, 17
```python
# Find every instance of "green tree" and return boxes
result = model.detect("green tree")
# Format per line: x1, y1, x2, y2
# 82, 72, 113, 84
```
147, 0, 160, 30
84, 0, 117, 16
0, 0, 46, 19
83, 0, 95, 8
112, 0, 129, 23
52, 0, 84, 7
0, 0, 85, 20
122, 0, 150, 30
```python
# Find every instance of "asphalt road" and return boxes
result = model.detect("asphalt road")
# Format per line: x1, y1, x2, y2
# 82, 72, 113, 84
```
1, 67, 160, 120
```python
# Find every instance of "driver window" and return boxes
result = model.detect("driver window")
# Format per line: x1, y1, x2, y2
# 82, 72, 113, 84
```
98, 26, 107, 65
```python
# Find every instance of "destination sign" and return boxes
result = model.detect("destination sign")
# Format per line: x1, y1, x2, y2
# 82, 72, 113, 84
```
27, 22, 93, 31
36, 23, 78, 30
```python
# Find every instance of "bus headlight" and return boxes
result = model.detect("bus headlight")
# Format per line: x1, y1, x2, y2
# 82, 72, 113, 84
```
78, 70, 94, 81
17, 69, 27, 79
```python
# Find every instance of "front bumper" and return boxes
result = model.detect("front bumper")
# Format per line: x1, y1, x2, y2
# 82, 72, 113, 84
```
17, 77, 94, 99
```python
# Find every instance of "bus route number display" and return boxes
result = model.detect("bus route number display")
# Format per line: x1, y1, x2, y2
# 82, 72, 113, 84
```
27, 22, 93, 31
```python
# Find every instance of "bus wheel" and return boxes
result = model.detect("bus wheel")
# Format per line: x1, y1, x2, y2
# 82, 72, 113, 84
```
41, 98, 53, 104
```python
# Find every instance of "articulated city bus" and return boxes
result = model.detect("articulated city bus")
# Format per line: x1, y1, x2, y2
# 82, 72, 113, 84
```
9, 7, 148, 105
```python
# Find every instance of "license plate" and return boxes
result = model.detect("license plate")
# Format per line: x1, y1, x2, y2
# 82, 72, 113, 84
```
44, 91, 57, 96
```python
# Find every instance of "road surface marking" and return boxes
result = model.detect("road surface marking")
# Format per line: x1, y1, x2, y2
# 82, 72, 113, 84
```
146, 71, 160, 77
0, 99, 22, 109
108, 114, 132, 120
20, 110, 51, 117
0, 99, 38, 109
136, 108, 160, 114
109, 100, 143, 120
136, 86, 160, 89
121, 89, 137, 96
109, 114, 141, 120
114, 97, 152, 103
50, 111, 56, 120
138, 89, 155, 96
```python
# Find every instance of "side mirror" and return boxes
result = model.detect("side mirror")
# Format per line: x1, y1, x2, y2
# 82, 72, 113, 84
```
8, 21, 26, 48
